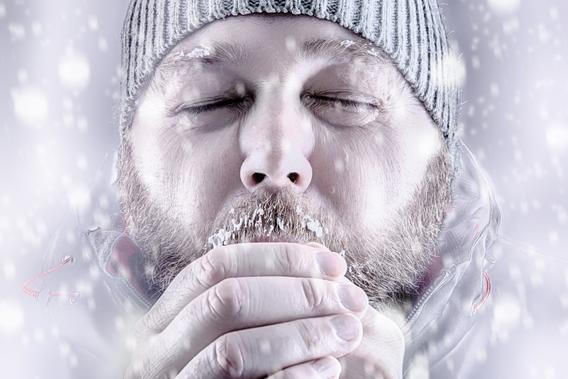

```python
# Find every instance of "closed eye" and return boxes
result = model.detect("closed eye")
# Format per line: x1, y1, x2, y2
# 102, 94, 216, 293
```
301, 91, 382, 128
179, 94, 377, 115
178, 97, 252, 115
302, 94, 378, 112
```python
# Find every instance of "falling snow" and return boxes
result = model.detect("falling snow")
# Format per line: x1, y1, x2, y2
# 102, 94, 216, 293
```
0, 301, 24, 335
10, 86, 49, 126
487, 0, 521, 16
58, 48, 91, 92
1, 0, 567, 378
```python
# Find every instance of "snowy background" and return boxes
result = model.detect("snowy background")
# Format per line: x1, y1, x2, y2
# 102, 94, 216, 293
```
0, 0, 567, 377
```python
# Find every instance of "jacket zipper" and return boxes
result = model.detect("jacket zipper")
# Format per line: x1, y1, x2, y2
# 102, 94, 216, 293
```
405, 270, 451, 323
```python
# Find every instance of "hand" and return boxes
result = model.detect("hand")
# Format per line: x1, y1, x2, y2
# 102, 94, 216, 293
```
310, 244, 406, 379
124, 242, 369, 378
337, 292, 405, 379
267, 303, 406, 379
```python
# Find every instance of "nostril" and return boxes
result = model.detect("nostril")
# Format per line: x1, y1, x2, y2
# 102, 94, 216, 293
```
287, 172, 299, 184
252, 172, 266, 184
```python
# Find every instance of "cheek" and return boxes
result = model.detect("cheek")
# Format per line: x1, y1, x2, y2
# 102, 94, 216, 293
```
377, 98, 444, 220
131, 90, 243, 227
130, 95, 170, 200
311, 125, 402, 227
350, 130, 406, 229
393, 103, 443, 194
161, 128, 243, 225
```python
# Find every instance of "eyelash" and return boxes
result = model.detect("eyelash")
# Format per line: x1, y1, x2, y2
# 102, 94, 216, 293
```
302, 94, 377, 112
180, 95, 377, 115
182, 97, 252, 115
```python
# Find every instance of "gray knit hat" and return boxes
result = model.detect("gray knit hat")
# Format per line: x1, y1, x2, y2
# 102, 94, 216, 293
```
120, 0, 461, 165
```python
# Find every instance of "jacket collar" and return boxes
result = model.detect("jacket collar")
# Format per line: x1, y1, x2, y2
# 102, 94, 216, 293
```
402, 139, 501, 371
86, 226, 153, 311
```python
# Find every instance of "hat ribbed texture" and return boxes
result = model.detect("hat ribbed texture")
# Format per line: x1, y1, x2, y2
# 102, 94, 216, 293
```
120, 0, 461, 161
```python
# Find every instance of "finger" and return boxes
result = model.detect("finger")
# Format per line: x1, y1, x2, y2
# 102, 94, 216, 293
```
176, 313, 362, 379
158, 276, 367, 368
138, 242, 347, 335
341, 309, 405, 379
266, 357, 341, 379
123, 333, 173, 379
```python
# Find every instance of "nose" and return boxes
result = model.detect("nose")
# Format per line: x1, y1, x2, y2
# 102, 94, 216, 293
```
240, 147, 313, 192
239, 94, 314, 193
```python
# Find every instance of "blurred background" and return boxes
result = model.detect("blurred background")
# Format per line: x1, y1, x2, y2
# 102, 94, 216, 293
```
0, 0, 567, 377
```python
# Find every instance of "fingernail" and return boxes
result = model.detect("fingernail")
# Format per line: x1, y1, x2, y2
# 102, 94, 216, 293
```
331, 314, 361, 342
339, 284, 368, 312
312, 357, 340, 378
316, 251, 346, 277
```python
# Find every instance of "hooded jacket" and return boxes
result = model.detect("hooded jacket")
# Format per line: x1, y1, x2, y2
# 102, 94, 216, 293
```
31, 139, 568, 378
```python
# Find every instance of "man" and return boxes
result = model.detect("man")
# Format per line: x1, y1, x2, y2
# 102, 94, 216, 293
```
115, 0, 460, 376
37, 0, 568, 378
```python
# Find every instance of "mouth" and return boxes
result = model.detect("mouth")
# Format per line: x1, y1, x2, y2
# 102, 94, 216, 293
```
207, 226, 310, 248
244, 234, 302, 244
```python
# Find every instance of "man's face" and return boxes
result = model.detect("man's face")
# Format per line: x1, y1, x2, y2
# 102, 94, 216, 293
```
118, 14, 453, 305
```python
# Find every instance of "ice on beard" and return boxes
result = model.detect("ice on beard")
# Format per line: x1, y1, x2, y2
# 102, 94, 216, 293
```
206, 204, 328, 249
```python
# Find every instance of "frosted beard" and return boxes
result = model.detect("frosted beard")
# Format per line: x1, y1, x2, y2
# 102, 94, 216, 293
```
117, 142, 453, 308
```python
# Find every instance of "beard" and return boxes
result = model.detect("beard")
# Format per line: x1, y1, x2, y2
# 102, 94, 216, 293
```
117, 141, 453, 308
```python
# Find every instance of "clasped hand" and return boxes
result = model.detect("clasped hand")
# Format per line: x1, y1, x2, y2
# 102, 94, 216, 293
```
125, 242, 404, 379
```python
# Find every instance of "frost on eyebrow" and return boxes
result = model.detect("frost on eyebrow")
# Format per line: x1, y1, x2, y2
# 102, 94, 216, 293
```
337, 39, 413, 106
159, 46, 214, 74
150, 46, 214, 94
338, 39, 389, 62
339, 40, 357, 47
171, 46, 212, 62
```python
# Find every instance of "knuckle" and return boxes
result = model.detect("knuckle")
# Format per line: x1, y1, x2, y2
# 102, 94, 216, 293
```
123, 324, 174, 379
124, 349, 158, 379
133, 312, 159, 339
281, 372, 300, 379
213, 334, 245, 378
207, 278, 243, 321
361, 360, 389, 379
275, 244, 301, 274
132, 317, 149, 340
195, 249, 227, 288
301, 279, 325, 310
297, 319, 323, 354
268, 370, 293, 379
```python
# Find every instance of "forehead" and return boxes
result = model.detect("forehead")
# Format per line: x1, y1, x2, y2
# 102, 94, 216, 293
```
158, 14, 391, 75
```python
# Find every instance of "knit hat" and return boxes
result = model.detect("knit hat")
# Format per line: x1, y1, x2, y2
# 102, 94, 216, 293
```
119, 0, 461, 168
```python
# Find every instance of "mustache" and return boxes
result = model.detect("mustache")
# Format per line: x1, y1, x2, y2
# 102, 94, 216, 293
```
205, 188, 339, 250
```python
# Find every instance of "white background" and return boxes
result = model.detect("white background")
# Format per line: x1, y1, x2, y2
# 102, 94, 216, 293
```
0, 0, 567, 377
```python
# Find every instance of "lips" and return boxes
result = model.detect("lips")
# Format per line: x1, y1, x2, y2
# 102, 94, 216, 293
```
242, 233, 303, 244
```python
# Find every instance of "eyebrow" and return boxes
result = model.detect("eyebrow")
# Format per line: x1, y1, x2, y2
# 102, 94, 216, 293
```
159, 38, 389, 74
300, 38, 389, 66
